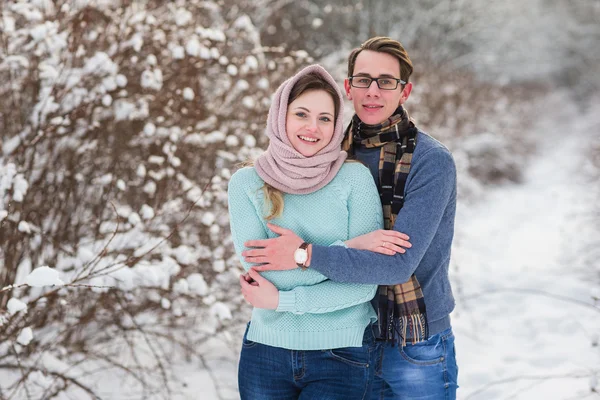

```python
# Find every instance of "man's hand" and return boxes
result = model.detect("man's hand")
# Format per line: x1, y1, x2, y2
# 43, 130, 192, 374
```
243, 223, 306, 271
239, 269, 279, 309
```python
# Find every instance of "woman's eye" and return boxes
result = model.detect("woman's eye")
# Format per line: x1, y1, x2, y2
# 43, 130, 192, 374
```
295, 112, 306, 118
320, 117, 331, 123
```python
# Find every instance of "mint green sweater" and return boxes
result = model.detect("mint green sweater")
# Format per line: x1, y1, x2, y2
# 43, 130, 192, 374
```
228, 163, 383, 350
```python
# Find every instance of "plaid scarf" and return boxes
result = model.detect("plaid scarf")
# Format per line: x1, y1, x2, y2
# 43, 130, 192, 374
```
342, 106, 428, 346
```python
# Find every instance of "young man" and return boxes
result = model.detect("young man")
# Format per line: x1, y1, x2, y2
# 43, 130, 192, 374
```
241, 37, 459, 399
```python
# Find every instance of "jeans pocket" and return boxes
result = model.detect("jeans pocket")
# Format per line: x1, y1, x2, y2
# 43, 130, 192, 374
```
399, 333, 446, 366
242, 322, 257, 348
327, 345, 370, 368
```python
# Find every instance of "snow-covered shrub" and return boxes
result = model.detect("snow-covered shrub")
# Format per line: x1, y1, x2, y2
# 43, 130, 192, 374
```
0, 0, 308, 397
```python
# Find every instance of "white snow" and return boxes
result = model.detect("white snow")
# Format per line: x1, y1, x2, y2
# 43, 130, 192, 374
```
18, 221, 31, 233
7, 298, 28, 315
226, 64, 238, 76
243, 134, 256, 148
452, 100, 600, 399
17, 327, 33, 346
201, 212, 215, 226
25, 266, 64, 287
183, 87, 195, 100
144, 122, 156, 136
117, 179, 126, 191
210, 302, 232, 320
171, 45, 185, 59
187, 273, 208, 296
140, 69, 163, 91
140, 204, 154, 220
143, 181, 157, 195
101, 94, 112, 106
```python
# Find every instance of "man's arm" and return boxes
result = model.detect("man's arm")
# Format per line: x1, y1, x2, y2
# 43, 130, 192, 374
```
247, 149, 456, 285
309, 148, 456, 284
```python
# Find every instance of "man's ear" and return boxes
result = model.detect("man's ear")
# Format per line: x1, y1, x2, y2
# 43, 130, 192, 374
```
399, 82, 413, 105
344, 78, 352, 100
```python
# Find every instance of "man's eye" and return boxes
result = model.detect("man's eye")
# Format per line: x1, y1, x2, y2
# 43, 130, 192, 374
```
379, 79, 392, 85
357, 78, 371, 84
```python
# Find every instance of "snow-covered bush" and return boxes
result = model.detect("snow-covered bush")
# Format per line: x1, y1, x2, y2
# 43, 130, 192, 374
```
0, 0, 308, 397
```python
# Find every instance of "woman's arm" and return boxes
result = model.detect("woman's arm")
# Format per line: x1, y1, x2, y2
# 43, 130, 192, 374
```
227, 169, 269, 272
344, 229, 412, 255
240, 164, 383, 313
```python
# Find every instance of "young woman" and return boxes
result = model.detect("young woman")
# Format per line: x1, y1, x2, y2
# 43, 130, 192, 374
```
228, 65, 384, 399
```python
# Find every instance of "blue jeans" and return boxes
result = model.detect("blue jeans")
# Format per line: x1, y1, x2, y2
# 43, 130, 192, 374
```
370, 328, 458, 399
238, 323, 376, 399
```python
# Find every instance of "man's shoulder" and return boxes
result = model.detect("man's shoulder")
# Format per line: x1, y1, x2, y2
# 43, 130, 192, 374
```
416, 131, 452, 157
412, 131, 456, 177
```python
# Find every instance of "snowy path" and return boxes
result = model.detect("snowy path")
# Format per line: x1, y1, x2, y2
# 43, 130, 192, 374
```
452, 102, 600, 399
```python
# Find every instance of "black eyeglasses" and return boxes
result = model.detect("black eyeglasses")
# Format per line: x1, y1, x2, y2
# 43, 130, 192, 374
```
349, 75, 406, 90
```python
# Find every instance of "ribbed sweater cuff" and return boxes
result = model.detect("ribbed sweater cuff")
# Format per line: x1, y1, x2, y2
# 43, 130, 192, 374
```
276, 290, 297, 313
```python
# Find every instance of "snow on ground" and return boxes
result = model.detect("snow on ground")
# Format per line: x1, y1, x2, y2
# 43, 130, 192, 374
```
452, 96, 600, 399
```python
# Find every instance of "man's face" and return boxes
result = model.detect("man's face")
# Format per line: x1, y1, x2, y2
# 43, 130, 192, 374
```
344, 50, 412, 125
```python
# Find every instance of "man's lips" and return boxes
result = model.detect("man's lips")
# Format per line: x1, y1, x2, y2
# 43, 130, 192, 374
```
363, 104, 383, 110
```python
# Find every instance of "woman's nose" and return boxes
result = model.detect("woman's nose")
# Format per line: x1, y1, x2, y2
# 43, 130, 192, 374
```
305, 120, 318, 131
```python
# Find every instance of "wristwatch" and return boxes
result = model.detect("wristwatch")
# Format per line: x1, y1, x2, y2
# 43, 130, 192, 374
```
294, 242, 310, 270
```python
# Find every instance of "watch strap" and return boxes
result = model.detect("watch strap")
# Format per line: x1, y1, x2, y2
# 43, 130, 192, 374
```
296, 242, 309, 270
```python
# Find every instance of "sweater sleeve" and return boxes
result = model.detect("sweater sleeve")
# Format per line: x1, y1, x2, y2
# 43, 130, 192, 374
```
276, 165, 381, 314
227, 168, 269, 272
309, 149, 457, 285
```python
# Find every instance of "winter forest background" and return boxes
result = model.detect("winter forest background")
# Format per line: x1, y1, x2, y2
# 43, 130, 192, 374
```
1, 0, 599, 399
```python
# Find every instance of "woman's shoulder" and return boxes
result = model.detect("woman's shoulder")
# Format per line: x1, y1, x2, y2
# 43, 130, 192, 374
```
329, 161, 376, 193
335, 161, 373, 182
228, 166, 263, 189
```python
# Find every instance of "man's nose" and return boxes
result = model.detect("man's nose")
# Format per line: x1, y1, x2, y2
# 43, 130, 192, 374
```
366, 80, 381, 96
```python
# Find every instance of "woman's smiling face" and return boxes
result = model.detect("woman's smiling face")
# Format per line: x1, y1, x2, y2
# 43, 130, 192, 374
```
286, 89, 336, 157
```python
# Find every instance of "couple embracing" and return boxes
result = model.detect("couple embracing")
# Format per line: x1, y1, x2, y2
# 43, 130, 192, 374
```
228, 36, 458, 400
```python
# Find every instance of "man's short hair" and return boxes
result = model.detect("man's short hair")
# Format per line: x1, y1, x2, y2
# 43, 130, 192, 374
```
347, 37, 414, 84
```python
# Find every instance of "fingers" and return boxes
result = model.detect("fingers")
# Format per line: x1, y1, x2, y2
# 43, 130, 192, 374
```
241, 273, 258, 286
266, 223, 291, 235
382, 234, 411, 249
251, 264, 275, 272
382, 230, 410, 241
373, 247, 396, 256
242, 248, 266, 258
244, 239, 271, 248
248, 268, 265, 282
387, 243, 406, 254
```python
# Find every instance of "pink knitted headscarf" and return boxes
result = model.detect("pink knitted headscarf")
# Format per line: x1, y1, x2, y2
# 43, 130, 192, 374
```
254, 64, 347, 195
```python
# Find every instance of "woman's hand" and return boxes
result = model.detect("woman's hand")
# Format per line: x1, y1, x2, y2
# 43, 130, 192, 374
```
345, 230, 411, 255
239, 269, 279, 310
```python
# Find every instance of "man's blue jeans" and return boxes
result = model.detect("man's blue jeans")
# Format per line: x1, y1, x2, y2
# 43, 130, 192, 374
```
370, 328, 459, 399
238, 323, 376, 399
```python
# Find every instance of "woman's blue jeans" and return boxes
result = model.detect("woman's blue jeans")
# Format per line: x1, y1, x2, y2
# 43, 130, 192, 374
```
370, 328, 459, 399
238, 323, 376, 399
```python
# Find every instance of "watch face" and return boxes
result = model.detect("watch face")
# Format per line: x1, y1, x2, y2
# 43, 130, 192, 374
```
294, 248, 308, 264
